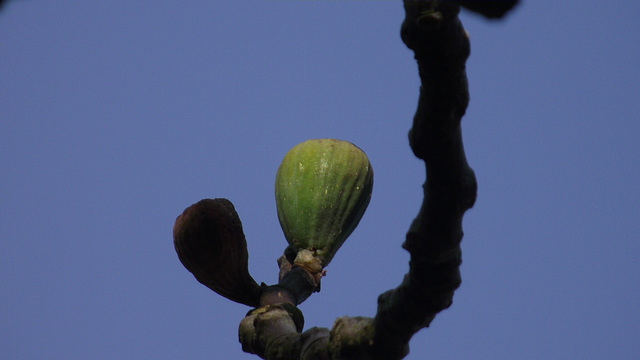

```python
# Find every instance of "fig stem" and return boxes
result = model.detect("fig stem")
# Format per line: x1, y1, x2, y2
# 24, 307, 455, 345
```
259, 254, 320, 307
259, 285, 296, 306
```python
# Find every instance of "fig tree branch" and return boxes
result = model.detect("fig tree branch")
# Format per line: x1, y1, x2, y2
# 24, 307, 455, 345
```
372, 2, 477, 358
234, 1, 519, 358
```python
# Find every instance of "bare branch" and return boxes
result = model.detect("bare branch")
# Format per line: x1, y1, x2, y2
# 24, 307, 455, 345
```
371, 2, 477, 358
236, 1, 490, 358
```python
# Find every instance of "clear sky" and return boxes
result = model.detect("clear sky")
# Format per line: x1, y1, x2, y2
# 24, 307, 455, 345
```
1, 1, 639, 359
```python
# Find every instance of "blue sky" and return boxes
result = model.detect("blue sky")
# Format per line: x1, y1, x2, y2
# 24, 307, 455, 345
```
1, 1, 638, 359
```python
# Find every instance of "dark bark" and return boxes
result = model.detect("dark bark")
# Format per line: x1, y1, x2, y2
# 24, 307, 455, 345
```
458, 1, 520, 19
372, 3, 476, 357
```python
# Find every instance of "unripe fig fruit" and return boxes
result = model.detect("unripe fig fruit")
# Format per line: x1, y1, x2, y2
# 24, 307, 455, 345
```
173, 198, 261, 307
275, 139, 373, 269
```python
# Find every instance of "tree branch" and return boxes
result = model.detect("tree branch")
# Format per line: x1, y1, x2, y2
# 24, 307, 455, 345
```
458, 1, 519, 19
371, 2, 477, 358
237, 1, 494, 358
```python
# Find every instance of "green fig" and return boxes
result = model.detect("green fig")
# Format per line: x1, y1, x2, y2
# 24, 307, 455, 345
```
275, 139, 373, 270
173, 198, 261, 307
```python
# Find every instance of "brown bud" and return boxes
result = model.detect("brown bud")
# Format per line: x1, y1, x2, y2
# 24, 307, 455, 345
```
173, 198, 261, 307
